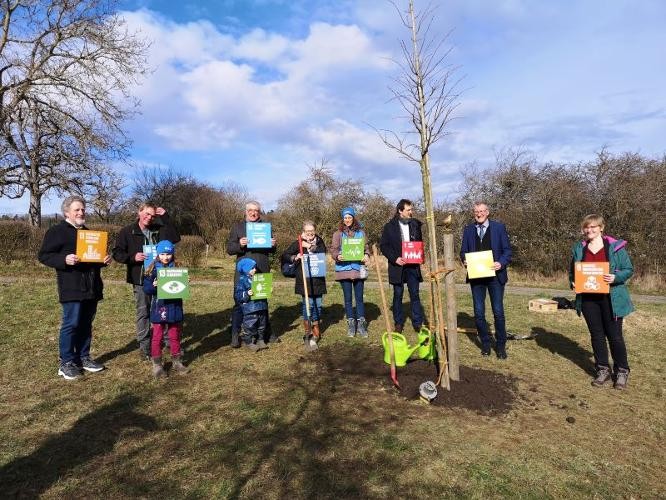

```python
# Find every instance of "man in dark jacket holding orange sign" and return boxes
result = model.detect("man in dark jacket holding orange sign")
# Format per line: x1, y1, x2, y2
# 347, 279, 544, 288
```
380, 199, 425, 333
460, 202, 512, 359
38, 195, 111, 380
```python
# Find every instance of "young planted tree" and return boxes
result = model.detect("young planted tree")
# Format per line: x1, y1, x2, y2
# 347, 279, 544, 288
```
377, 0, 462, 384
0, 0, 148, 226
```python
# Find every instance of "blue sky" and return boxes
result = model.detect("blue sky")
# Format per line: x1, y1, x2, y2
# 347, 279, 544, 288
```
3, 0, 665, 215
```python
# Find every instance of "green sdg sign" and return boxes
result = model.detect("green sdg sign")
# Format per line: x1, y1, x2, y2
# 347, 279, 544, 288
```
157, 268, 190, 299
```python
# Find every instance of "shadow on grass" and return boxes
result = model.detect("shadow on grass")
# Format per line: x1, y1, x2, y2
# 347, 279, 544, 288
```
182, 308, 233, 360
207, 343, 410, 498
458, 312, 482, 348
270, 303, 302, 340
532, 326, 594, 375
96, 340, 136, 365
0, 393, 157, 498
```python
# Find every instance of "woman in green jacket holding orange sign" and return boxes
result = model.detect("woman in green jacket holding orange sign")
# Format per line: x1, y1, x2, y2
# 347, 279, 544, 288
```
569, 214, 634, 389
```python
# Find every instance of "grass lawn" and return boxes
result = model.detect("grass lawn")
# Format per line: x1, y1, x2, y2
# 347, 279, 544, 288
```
0, 277, 664, 498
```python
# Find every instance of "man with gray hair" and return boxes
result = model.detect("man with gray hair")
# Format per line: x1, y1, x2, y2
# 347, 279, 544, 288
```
227, 200, 277, 347
460, 202, 512, 359
38, 195, 111, 380
112, 202, 180, 360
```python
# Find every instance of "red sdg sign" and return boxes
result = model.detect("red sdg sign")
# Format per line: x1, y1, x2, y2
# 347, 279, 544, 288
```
401, 241, 424, 264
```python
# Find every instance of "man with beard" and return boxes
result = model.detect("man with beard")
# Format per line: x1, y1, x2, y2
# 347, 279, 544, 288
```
39, 195, 111, 379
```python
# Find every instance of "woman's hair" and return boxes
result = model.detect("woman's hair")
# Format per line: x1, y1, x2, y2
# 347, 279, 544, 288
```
339, 216, 361, 233
580, 214, 605, 230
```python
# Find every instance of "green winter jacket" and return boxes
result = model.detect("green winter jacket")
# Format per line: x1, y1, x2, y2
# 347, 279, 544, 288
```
569, 236, 635, 318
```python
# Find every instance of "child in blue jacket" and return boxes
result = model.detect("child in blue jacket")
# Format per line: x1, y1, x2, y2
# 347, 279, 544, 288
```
234, 258, 269, 352
143, 240, 189, 377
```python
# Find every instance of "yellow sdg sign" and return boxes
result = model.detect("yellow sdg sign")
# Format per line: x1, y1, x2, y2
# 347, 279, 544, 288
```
76, 230, 108, 263
157, 268, 191, 299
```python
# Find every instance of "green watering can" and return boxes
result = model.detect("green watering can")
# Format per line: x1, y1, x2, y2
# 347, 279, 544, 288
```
381, 326, 436, 367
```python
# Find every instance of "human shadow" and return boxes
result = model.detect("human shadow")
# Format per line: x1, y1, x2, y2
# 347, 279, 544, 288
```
181, 307, 233, 360
533, 326, 595, 375
458, 312, 482, 348
270, 303, 303, 339
0, 393, 157, 499
207, 344, 408, 499
96, 340, 136, 365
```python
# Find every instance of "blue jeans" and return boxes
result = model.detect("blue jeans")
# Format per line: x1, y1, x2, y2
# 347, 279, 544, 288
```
339, 280, 365, 319
391, 267, 423, 328
301, 295, 323, 321
470, 277, 507, 348
59, 300, 98, 364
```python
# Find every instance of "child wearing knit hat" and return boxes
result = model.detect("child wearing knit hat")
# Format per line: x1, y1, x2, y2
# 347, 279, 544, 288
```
143, 240, 189, 377
234, 258, 269, 352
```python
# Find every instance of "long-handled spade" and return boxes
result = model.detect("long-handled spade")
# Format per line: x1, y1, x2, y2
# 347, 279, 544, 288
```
299, 235, 318, 352
372, 244, 399, 388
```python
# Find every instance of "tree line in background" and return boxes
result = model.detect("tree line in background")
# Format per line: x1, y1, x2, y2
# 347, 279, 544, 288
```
1, 150, 664, 277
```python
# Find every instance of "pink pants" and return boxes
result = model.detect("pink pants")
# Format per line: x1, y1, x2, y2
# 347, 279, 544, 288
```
151, 323, 182, 358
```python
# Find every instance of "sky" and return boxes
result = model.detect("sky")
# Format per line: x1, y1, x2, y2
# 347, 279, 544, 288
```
2, 0, 665, 215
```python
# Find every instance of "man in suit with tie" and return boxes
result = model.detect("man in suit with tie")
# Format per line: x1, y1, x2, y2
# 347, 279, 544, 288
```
460, 202, 513, 359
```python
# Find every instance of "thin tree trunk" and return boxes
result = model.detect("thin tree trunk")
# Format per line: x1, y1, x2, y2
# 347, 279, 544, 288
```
443, 231, 459, 380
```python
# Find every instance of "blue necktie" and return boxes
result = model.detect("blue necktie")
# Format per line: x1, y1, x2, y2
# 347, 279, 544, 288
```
478, 225, 486, 239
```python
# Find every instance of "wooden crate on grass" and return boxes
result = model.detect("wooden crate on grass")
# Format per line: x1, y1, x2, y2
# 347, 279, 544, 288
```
528, 298, 558, 313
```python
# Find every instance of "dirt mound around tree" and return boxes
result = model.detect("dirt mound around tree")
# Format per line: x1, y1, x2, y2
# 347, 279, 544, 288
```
306, 343, 518, 416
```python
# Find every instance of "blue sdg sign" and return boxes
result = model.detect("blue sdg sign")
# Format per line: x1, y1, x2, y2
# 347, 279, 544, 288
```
246, 222, 272, 249
303, 253, 327, 278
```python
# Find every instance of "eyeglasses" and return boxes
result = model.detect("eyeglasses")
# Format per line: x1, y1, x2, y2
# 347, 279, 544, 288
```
246, 209, 260, 213
584, 225, 600, 229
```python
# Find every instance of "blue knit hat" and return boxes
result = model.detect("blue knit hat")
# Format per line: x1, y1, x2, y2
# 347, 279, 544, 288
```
156, 240, 174, 255
341, 206, 356, 218
237, 257, 257, 275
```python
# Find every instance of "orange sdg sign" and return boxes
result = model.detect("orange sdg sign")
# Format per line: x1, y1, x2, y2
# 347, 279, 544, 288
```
76, 230, 108, 263
574, 261, 609, 294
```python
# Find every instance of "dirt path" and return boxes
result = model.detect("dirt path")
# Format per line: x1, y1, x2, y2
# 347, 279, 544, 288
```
2, 275, 664, 304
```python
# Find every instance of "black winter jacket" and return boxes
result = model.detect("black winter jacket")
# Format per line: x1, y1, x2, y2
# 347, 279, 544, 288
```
112, 214, 180, 285
379, 217, 424, 285
38, 221, 105, 302
226, 219, 276, 281
282, 236, 328, 296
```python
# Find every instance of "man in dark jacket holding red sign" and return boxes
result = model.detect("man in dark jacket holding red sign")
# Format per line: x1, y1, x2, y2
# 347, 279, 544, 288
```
460, 202, 512, 359
380, 199, 425, 333
38, 195, 111, 380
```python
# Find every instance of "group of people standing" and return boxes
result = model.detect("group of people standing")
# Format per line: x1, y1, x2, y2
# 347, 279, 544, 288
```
38, 195, 635, 389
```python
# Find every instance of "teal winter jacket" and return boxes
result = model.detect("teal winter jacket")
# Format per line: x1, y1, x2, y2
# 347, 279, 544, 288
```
569, 236, 635, 318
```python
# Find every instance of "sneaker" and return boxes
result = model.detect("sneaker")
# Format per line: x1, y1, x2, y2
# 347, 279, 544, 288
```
81, 357, 105, 373
58, 361, 82, 380
267, 335, 281, 344
346, 318, 356, 337
171, 356, 189, 375
481, 346, 491, 357
242, 342, 261, 353
255, 339, 268, 350
592, 366, 612, 387
394, 324, 404, 333
356, 317, 368, 338
614, 369, 629, 390
152, 359, 167, 379
139, 350, 151, 362
496, 347, 508, 360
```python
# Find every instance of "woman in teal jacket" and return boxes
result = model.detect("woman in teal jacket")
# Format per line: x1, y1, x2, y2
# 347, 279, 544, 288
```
569, 214, 634, 389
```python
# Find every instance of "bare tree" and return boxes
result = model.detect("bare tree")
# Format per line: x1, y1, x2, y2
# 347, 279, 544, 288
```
376, 0, 463, 384
0, 0, 148, 226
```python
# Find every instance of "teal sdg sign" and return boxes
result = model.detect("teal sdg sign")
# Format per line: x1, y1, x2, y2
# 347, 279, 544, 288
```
157, 268, 190, 299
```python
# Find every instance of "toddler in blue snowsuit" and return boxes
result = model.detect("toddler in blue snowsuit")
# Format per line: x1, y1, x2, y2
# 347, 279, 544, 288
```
234, 258, 268, 352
